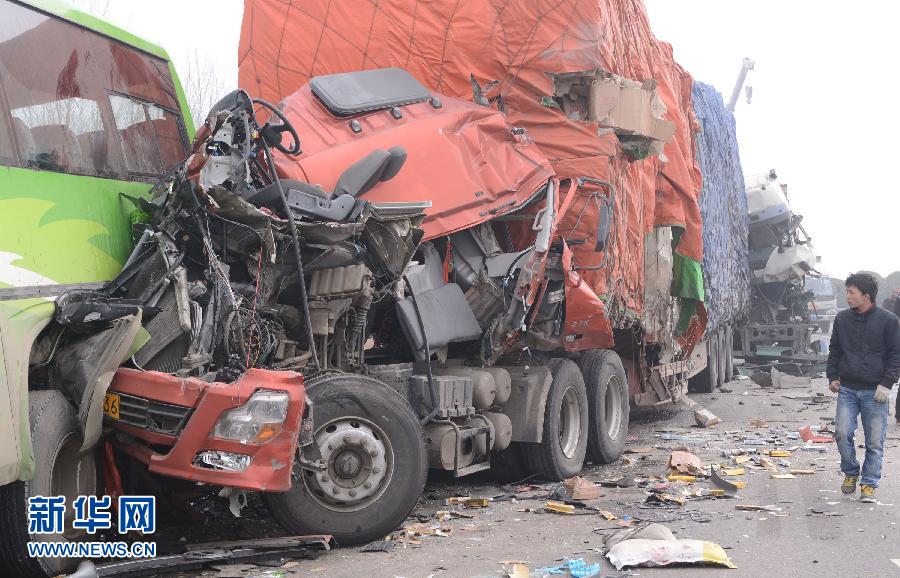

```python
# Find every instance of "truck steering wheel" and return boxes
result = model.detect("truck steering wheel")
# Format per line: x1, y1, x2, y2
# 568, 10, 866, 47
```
252, 97, 301, 155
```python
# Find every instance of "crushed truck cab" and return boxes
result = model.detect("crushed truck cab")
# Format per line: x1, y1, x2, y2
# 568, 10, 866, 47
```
106, 368, 306, 492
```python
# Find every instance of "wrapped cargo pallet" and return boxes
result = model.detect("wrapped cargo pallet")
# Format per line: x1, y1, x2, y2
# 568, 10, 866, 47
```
692, 81, 750, 337
238, 0, 709, 358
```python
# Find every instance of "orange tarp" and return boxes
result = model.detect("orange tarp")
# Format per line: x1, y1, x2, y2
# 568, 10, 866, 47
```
238, 0, 703, 319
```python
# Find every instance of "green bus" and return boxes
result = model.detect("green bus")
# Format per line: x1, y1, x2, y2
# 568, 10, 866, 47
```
0, 1, 193, 574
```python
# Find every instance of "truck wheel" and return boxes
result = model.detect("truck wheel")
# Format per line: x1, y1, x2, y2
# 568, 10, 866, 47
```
724, 327, 734, 383
689, 334, 718, 393
578, 350, 629, 464
263, 374, 427, 546
0, 391, 97, 578
521, 359, 588, 480
716, 329, 727, 387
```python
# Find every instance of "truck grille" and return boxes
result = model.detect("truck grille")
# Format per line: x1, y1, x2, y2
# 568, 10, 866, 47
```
114, 393, 193, 436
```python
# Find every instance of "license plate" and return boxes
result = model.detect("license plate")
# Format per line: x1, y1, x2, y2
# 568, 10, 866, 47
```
103, 393, 120, 420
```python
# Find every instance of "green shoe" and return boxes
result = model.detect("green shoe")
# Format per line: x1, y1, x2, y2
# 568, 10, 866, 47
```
842, 475, 858, 495
860, 484, 876, 503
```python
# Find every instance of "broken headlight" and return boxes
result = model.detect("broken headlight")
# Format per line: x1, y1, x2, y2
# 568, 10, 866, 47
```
212, 390, 289, 444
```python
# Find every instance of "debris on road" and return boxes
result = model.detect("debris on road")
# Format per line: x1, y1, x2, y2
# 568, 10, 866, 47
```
545, 501, 576, 514
360, 541, 398, 553
562, 476, 603, 500
603, 523, 736, 570
694, 407, 722, 427
710, 467, 740, 497
446, 496, 491, 508
799, 425, 834, 443
668, 450, 706, 475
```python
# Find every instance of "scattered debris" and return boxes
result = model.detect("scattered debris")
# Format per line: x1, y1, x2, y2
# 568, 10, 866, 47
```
506, 562, 530, 578
771, 367, 812, 388
536, 559, 602, 578
768, 450, 792, 457
735, 505, 781, 512
750, 418, 768, 428
789, 469, 816, 475
598, 476, 634, 488
710, 467, 740, 497
545, 501, 576, 514
645, 493, 686, 506
668, 450, 706, 475
799, 425, 833, 443
361, 541, 398, 553
563, 476, 602, 500
604, 523, 736, 570
772, 474, 797, 479
694, 407, 722, 428
666, 474, 698, 483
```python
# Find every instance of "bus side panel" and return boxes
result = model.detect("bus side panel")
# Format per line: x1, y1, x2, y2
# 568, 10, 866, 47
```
0, 301, 54, 484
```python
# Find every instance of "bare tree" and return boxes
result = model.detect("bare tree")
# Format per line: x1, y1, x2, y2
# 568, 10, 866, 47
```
179, 50, 230, 128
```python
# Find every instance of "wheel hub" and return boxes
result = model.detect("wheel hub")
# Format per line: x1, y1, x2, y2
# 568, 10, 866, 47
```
310, 420, 390, 509
558, 385, 582, 459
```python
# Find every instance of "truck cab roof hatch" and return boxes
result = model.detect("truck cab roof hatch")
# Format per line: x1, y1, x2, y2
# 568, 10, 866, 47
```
310, 68, 431, 116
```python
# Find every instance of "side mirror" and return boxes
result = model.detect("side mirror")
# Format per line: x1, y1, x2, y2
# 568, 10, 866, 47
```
595, 197, 612, 252
575, 178, 616, 253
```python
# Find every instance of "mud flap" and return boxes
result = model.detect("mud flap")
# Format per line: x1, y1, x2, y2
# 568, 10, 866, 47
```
48, 313, 143, 450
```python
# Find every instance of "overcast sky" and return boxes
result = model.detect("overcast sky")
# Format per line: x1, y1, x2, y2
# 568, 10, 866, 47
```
79, 0, 898, 277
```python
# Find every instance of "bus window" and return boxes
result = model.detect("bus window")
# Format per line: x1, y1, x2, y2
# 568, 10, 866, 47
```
0, 92, 14, 165
110, 94, 185, 177
0, 0, 187, 180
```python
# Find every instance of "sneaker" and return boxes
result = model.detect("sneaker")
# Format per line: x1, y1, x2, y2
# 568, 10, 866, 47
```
860, 484, 876, 503
842, 475, 858, 495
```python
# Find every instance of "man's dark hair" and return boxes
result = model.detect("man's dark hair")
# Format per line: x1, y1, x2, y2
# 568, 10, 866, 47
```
846, 272, 878, 303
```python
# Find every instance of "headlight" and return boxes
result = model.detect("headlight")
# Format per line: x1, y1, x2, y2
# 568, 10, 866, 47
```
213, 390, 289, 444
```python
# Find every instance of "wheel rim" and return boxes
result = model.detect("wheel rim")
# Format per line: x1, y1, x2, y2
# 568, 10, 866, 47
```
558, 386, 582, 459
303, 417, 394, 513
604, 375, 623, 440
50, 433, 95, 540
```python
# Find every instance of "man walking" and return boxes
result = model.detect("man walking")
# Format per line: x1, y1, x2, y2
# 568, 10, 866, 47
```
827, 273, 900, 502
828, 272, 900, 502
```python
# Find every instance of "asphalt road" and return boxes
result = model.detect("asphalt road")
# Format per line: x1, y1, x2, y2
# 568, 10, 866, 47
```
158, 376, 900, 578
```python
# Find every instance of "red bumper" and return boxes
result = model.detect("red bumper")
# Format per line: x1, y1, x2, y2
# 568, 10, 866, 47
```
107, 368, 305, 492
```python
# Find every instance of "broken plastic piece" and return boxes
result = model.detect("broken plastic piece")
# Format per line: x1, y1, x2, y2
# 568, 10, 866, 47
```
535, 559, 601, 577
666, 474, 697, 482
544, 501, 575, 514
799, 425, 833, 443
709, 467, 739, 497
768, 450, 792, 457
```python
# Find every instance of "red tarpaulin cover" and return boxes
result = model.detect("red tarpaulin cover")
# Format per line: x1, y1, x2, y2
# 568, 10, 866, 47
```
238, 0, 705, 338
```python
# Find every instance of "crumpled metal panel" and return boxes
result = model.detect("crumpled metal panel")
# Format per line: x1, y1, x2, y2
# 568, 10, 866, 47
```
273, 86, 554, 241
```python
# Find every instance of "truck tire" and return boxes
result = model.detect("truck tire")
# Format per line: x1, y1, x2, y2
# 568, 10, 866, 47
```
716, 329, 727, 388
264, 374, 427, 546
521, 359, 588, 480
724, 326, 734, 383
0, 391, 97, 578
689, 335, 718, 393
578, 350, 629, 464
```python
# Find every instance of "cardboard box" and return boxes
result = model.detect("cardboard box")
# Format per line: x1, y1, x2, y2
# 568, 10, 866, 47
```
588, 76, 674, 144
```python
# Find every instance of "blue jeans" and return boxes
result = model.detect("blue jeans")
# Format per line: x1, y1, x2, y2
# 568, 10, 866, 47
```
835, 386, 889, 487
